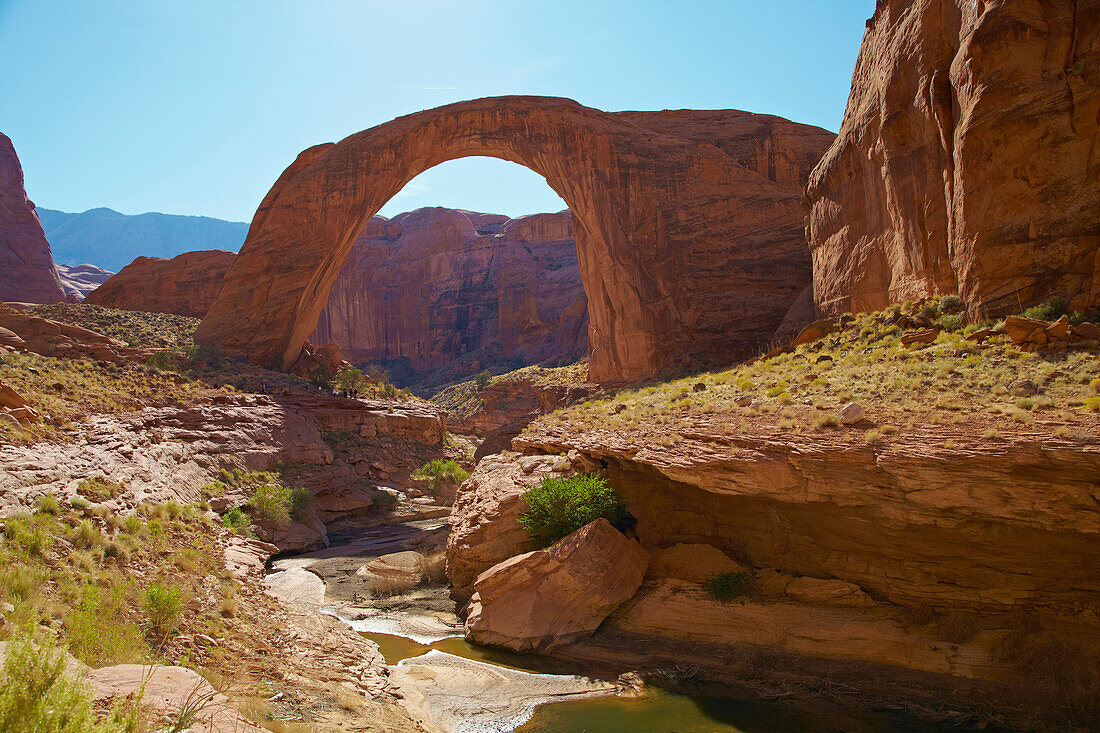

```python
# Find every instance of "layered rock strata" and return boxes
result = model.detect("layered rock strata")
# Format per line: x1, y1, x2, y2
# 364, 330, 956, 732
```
86, 250, 237, 318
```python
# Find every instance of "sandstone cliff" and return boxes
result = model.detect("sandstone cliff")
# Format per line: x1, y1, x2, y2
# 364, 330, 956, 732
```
86, 250, 237, 318
312, 207, 588, 385
56, 263, 114, 301
0, 133, 65, 304
806, 0, 1100, 318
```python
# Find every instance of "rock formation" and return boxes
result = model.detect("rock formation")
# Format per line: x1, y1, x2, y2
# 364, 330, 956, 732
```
0, 133, 65, 304
464, 518, 648, 652
312, 207, 588, 384
56, 264, 114, 301
86, 250, 237, 318
196, 96, 834, 383
806, 0, 1100, 318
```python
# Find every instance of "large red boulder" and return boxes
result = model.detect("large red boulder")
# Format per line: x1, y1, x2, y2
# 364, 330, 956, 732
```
86, 250, 237, 318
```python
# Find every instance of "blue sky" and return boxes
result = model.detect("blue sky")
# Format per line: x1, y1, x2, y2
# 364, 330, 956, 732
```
0, 1, 873, 222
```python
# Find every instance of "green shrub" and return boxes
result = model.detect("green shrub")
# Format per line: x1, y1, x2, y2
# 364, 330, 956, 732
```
705, 570, 749, 602
0, 632, 140, 733
474, 370, 492, 391
518, 474, 623, 547
35, 494, 62, 516
143, 583, 184, 638
1022, 297, 1068, 321
75, 476, 124, 503
336, 364, 364, 392
71, 520, 103, 550
938, 295, 964, 314
935, 314, 964, 332
3, 513, 52, 558
414, 459, 469, 492
308, 365, 336, 390
65, 586, 148, 667
247, 483, 310, 526
220, 507, 249, 533
766, 382, 789, 398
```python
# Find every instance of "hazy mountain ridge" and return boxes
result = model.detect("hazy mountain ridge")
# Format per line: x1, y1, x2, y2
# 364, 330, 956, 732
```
37, 206, 248, 271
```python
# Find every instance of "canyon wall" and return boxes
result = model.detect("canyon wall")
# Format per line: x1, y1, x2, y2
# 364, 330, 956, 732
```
312, 208, 588, 383
806, 0, 1100, 318
0, 133, 66, 304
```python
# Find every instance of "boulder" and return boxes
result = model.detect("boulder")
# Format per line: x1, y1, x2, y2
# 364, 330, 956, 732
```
0, 381, 26, 409
357, 550, 425, 581
805, 0, 1100, 319
1004, 317, 1051, 345
446, 453, 548, 598
839, 402, 864, 425
789, 317, 839, 348
85, 250, 236, 317
646, 543, 745, 583
901, 328, 939, 346
86, 664, 261, 732
464, 518, 649, 652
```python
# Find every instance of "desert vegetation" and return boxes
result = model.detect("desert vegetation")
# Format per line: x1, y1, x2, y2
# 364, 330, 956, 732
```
518, 473, 624, 547
538, 298, 1100, 445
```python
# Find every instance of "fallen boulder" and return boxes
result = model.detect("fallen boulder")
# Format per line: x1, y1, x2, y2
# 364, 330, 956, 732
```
464, 518, 648, 652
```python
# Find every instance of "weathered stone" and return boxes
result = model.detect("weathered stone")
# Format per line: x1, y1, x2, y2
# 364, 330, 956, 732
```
646, 543, 745, 583
56, 264, 114, 301
0, 381, 26, 410
901, 329, 939, 346
464, 518, 648, 652
839, 402, 864, 425
196, 97, 834, 384
1009, 379, 1038, 397
86, 250, 236, 317
784, 577, 874, 607
806, 0, 1100, 319
0, 134, 65, 304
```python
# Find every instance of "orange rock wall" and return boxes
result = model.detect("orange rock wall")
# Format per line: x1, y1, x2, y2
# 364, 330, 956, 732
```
196, 97, 834, 383
0, 134, 65, 304
86, 250, 237, 318
807, 0, 1100, 317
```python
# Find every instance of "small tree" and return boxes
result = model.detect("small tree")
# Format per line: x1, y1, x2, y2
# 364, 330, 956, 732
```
308, 364, 336, 390
518, 474, 624, 547
337, 364, 364, 392
474, 370, 492, 391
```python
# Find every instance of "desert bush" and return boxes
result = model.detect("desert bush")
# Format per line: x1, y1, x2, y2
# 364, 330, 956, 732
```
3, 513, 52, 558
71, 520, 103, 550
1021, 297, 1068, 321
336, 364, 365, 392
247, 483, 310, 526
518, 474, 623, 547
143, 582, 184, 638
371, 489, 398, 512
220, 507, 249, 533
66, 586, 148, 667
938, 295, 965, 314
75, 476, 124, 503
474, 370, 492, 391
935, 314, 964, 332
35, 494, 62, 516
706, 570, 749, 601
414, 459, 469, 492
308, 365, 336, 390
0, 632, 137, 733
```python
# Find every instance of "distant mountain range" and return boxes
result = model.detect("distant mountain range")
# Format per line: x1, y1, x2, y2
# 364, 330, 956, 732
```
37, 207, 248, 272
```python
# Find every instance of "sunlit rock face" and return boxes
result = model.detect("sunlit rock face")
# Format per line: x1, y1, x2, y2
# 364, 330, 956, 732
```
0, 133, 65, 304
311, 207, 588, 383
806, 0, 1100, 318
196, 96, 834, 383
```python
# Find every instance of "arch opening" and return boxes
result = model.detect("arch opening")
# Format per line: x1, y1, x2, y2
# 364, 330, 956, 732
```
196, 96, 827, 384
311, 157, 588, 391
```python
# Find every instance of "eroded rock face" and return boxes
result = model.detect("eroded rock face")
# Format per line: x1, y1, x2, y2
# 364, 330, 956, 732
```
806, 0, 1100, 317
56, 264, 114, 301
0, 133, 65, 304
464, 518, 648, 652
86, 250, 237, 317
313, 208, 588, 382
196, 96, 834, 383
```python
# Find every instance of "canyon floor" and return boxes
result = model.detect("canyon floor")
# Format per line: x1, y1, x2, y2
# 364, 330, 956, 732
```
0, 301, 1097, 732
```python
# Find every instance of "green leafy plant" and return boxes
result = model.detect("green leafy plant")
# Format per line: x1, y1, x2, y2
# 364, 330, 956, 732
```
336, 364, 365, 392
247, 483, 310, 526
66, 586, 148, 667
1022, 297, 1068, 322
936, 314, 964, 332
938, 295, 964, 314
308, 365, 336, 390
414, 459, 469, 492
705, 570, 749, 601
143, 582, 184, 638
220, 507, 249, 533
474, 370, 492, 391
518, 474, 623, 547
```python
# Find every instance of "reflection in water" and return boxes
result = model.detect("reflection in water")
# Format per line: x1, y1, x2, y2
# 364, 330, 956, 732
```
361, 631, 996, 733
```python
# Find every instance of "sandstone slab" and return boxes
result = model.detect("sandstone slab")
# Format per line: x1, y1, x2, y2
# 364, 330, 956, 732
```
0, 133, 65, 304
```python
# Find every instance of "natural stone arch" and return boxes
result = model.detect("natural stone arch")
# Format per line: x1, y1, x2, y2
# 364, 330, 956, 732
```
197, 96, 828, 383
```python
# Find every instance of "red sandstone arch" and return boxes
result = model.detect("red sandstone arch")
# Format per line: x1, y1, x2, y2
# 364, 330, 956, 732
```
196, 96, 831, 383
